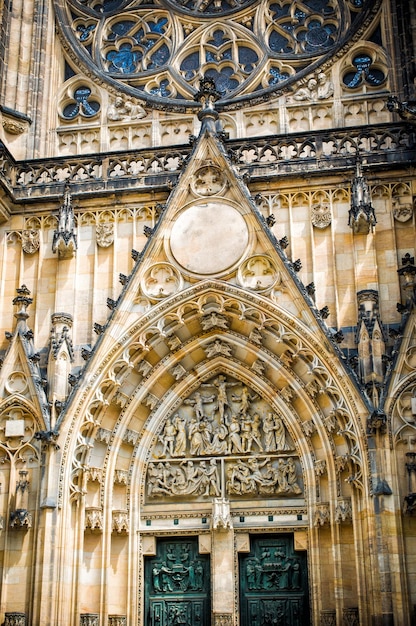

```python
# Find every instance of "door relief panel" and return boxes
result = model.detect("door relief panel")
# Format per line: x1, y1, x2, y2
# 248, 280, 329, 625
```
240, 535, 309, 626
145, 537, 210, 626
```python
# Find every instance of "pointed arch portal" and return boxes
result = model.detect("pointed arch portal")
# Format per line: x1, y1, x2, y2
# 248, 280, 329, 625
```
58, 279, 371, 625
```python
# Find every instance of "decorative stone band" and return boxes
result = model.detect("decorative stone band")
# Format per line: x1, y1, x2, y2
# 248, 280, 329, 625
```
3, 614, 27, 626
80, 615, 99, 626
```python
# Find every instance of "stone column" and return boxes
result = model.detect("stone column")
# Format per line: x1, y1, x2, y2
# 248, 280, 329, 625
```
211, 498, 235, 626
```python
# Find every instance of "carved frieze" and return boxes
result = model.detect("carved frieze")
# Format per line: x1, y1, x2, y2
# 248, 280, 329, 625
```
335, 499, 352, 524
205, 339, 233, 358
212, 498, 233, 530
108, 617, 126, 626
146, 375, 302, 501
3, 614, 27, 626
214, 616, 233, 626
80, 615, 99, 626
314, 503, 330, 526
114, 469, 128, 485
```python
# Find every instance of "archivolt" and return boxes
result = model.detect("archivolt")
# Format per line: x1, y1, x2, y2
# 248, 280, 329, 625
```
60, 280, 370, 512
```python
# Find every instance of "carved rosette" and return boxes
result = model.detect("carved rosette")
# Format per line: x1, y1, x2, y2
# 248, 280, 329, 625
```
311, 203, 331, 228
141, 262, 183, 300
5, 371, 28, 395
22, 229, 40, 254
237, 255, 280, 292
191, 163, 227, 197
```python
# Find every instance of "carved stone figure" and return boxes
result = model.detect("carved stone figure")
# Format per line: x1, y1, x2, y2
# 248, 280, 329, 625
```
212, 497, 233, 530
96, 223, 114, 247
291, 77, 318, 101
22, 229, 40, 254
263, 412, 291, 452
317, 72, 334, 99
107, 96, 147, 121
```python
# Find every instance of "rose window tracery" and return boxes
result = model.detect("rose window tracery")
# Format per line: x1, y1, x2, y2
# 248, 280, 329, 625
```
57, 0, 380, 109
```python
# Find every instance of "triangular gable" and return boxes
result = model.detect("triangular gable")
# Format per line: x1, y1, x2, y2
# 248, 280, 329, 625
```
0, 286, 51, 433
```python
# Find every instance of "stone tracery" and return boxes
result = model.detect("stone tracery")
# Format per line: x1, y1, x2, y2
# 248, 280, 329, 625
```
56, 0, 380, 107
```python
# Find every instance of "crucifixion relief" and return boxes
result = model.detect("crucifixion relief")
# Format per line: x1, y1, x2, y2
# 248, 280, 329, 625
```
146, 375, 302, 500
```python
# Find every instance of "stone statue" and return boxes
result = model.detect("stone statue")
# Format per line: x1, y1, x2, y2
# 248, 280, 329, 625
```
107, 96, 147, 121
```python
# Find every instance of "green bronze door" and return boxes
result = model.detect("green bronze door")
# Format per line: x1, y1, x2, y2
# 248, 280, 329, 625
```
145, 537, 210, 626
239, 534, 310, 626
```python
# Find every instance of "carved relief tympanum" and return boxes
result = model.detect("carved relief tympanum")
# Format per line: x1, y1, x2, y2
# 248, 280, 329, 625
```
146, 375, 302, 501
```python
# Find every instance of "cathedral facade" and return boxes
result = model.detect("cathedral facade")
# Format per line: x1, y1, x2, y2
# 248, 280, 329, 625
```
0, 1, 415, 625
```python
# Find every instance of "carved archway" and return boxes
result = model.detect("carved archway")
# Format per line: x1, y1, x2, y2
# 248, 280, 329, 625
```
58, 280, 372, 624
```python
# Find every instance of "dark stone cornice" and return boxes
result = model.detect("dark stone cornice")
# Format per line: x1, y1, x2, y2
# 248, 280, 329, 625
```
0, 122, 415, 205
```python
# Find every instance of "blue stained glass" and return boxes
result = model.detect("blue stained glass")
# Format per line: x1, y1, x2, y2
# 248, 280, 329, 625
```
62, 86, 100, 119
62, 102, 79, 119
76, 24, 96, 42
181, 52, 200, 80
106, 44, 142, 73
148, 43, 170, 68
270, 3, 290, 19
343, 54, 386, 87
238, 47, 258, 73
269, 30, 293, 53
303, 0, 335, 14
149, 18, 168, 33
205, 67, 239, 94
294, 9, 306, 20
150, 79, 171, 97
109, 21, 136, 40
209, 30, 230, 47
268, 67, 290, 84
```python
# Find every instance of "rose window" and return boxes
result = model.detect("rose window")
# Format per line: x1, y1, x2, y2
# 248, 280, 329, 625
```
56, 0, 381, 109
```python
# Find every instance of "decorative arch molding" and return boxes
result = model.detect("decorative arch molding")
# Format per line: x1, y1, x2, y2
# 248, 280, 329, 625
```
59, 280, 371, 517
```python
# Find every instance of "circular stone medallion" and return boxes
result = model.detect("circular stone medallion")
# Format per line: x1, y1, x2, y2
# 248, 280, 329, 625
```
170, 202, 249, 275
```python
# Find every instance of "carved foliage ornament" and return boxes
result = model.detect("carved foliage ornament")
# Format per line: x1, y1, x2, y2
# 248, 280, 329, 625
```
142, 262, 183, 300
237, 255, 280, 292
191, 164, 227, 197
146, 375, 303, 501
